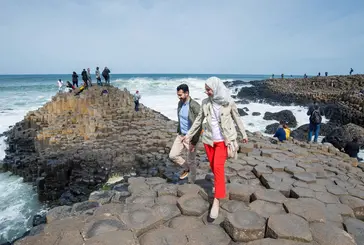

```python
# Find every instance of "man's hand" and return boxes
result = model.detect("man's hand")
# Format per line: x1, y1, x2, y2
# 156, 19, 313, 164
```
242, 138, 248, 144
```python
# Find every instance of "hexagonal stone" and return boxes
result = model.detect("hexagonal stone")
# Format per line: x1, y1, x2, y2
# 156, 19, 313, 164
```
125, 195, 155, 207
326, 203, 355, 217
227, 183, 260, 202
119, 206, 164, 236
249, 200, 286, 219
266, 214, 312, 242
177, 194, 209, 216
128, 176, 146, 184
177, 184, 201, 197
139, 227, 187, 245
46, 206, 71, 223
283, 198, 326, 222
340, 195, 364, 220
253, 165, 272, 178
284, 166, 305, 175
326, 185, 349, 196
228, 162, 246, 172
293, 173, 316, 183
153, 183, 178, 196
292, 181, 309, 189
221, 200, 249, 213
71, 201, 100, 215
155, 195, 178, 205
344, 217, 364, 245
310, 223, 356, 245
82, 216, 127, 239
169, 216, 205, 231
324, 208, 343, 223
315, 191, 340, 204
145, 177, 166, 186
237, 170, 257, 180
244, 238, 314, 245
15, 230, 84, 245
251, 189, 287, 204
186, 225, 231, 245
290, 187, 315, 198
128, 183, 151, 195
223, 210, 266, 242
89, 190, 116, 205
265, 181, 292, 197
260, 174, 281, 186
84, 230, 139, 245
347, 188, 364, 200
267, 162, 288, 172
307, 183, 326, 192
229, 176, 249, 185
152, 204, 181, 221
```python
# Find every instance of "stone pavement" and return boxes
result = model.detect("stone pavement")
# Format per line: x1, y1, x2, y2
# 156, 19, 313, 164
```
15, 135, 364, 245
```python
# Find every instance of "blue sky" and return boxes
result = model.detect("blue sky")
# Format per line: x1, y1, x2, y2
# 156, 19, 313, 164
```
1, 0, 363, 75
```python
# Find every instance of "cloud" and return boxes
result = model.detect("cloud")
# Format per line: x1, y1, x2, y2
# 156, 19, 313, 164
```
0, 0, 363, 75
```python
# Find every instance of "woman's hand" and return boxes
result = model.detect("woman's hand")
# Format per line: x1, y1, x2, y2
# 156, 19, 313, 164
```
242, 138, 248, 144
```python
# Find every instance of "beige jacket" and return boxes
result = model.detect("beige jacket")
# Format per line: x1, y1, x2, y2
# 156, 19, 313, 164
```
186, 98, 248, 147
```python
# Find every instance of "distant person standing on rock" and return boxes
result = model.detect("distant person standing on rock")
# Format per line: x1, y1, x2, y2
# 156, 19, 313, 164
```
72, 71, 79, 87
183, 77, 248, 223
95, 67, 102, 86
81, 69, 88, 88
87, 68, 92, 87
281, 74, 284, 79
307, 102, 324, 143
133, 90, 141, 111
317, 72, 321, 77
169, 84, 201, 183
350, 68, 354, 75
304, 73, 308, 79
325, 72, 328, 77
57, 79, 63, 92
102, 67, 111, 86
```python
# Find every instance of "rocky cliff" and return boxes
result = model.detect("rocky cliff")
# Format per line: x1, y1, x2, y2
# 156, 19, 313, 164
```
238, 75, 364, 127
3, 86, 177, 205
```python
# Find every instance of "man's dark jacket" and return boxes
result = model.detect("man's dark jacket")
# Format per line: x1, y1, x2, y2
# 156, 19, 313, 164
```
177, 98, 202, 146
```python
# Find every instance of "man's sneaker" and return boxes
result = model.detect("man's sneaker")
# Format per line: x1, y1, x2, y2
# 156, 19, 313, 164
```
179, 170, 189, 180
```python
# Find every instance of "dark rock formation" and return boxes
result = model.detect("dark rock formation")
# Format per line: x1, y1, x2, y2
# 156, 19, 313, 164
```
252, 112, 261, 116
2, 86, 177, 205
263, 110, 297, 127
235, 99, 250, 105
224, 80, 247, 88
265, 123, 280, 134
238, 108, 248, 116
323, 123, 364, 150
290, 123, 337, 142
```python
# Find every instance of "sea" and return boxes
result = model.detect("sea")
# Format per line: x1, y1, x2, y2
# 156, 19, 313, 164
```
0, 73, 335, 243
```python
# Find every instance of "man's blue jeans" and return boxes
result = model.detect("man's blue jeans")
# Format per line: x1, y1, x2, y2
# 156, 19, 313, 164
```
308, 123, 320, 142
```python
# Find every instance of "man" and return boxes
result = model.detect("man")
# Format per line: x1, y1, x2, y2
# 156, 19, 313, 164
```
169, 84, 201, 183
87, 68, 92, 87
95, 67, 102, 86
307, 102, 324, 143
350, 68, 354, 75
81, 69, 88, 88
133, 90, 141, 111
102, 67, 111, 86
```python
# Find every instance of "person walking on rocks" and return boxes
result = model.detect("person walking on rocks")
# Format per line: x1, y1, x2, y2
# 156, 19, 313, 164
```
87, 68, 92, 87
169, 84, 202, 183
307, 102, 324, 143
57, 79, 63, 92
350, 68, 354, 75
81, 69, 88, 88
183, 77, 248, 222
102, 67, 111, 86
95, 67, 102, 86
133, 90, 141, 111
72, 71, 79, 87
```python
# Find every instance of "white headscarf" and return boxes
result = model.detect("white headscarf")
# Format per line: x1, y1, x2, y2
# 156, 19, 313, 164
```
205, 77, 232, 106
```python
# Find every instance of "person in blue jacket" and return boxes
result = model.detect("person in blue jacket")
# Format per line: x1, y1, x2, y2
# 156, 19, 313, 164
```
273, 121, 287, 142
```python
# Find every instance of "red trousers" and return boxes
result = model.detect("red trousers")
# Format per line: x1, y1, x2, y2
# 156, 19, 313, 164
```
204, 142, 227, 199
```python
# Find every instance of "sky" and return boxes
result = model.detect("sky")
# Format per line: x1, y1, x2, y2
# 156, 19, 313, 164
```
1, 0, 363, 75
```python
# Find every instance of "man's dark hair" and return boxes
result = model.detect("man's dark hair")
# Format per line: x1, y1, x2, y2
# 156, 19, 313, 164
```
177, 84, 189, 93
353, 137, 359, 143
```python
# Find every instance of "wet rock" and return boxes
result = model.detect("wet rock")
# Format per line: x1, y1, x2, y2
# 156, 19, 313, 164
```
252, 112, 261, 116
265, 123, 280, 134
223, 210, 266, 242
238, 108, 248, 116
263, 110, 297, 127
266, 214, 312, 242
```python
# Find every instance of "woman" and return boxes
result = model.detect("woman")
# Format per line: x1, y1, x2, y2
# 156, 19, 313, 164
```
183, 77, 248, 222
